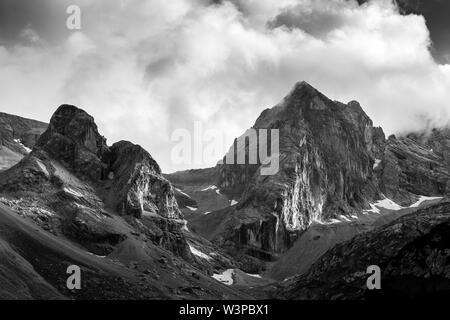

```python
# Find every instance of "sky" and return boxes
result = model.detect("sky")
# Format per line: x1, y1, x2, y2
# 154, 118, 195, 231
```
0, 0, 449, 172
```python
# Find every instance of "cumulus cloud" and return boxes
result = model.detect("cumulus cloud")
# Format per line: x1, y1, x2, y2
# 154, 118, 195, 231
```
0, 0, 449, 172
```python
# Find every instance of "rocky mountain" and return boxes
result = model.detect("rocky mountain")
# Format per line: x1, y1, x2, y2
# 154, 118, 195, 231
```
0, 112, 47, 171
1, 82, 449, 300
174, 82, 450, 278
0, 105, 248, 299
188, 83, 383, 258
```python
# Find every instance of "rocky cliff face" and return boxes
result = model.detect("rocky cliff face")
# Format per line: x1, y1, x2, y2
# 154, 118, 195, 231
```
189, 82, 450, 265
378, 134, 450, 205
408, 128, 450, 195
207, 82, 383, 255
105, 140, 181, 219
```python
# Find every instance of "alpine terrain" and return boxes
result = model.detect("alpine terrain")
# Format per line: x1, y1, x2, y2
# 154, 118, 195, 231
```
1, 83, 449, 299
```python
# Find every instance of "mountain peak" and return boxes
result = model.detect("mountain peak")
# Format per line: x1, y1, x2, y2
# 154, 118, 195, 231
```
54, 103, 82, 113
49, 104, 97, 136
38, 104, 107, 155
34, 105, 109, 180
294, 80, 314, 89
282, 81, 327, 110
290, 81, 319, 96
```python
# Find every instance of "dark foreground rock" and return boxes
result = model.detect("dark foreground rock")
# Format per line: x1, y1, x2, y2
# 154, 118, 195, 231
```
275, 199, 450, 300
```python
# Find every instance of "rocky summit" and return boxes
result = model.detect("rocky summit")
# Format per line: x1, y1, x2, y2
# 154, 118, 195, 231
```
221, 83, 380, 245
35, 104, 110, 180
190, 82, 390, 259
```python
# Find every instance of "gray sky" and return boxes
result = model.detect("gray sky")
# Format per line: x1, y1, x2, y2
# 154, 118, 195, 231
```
0, 0, 449, 172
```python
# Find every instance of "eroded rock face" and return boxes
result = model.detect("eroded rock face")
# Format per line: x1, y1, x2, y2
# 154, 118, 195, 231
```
379, 133, 450, 205
213, 82, 382, 254
105, 141, 181, 219
277, 200, 450, 300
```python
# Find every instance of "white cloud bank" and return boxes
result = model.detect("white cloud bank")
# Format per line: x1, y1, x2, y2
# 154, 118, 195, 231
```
0, 0, 449, 172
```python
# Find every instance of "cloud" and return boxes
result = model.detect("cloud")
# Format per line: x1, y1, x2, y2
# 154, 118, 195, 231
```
0, 0, 449, 172
19, 26, 41, 43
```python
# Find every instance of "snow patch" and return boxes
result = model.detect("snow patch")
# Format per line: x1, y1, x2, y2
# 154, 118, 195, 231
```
375, 198, 403, 210
339, 215, 351, 222
186, 206, 198, 211
175, 188, 192, 199
364, 197, 403, 214
201, 185, 217, 191
87, 252, 107, 258
365, 205, 380, 214
230, 200, 238, 206
189, 244, 212, 261
204, 211, 211, 215
212, 269, 235, 285
373, 159, 381, 169
245, 273, 262, 278
36, 160, 49, 177
14, 139, 32, 153
328, 219, 342, 224
63, 187, 84, 198
410, 196, 443, 208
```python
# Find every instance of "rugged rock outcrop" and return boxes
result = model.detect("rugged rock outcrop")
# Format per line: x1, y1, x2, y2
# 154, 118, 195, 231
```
379, 134, 450, 205
199, 82, 384, 256
276, 199, 450, 300
104, 140, 181, 219
36, 105, 110, 181
0, 105, 183, 256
